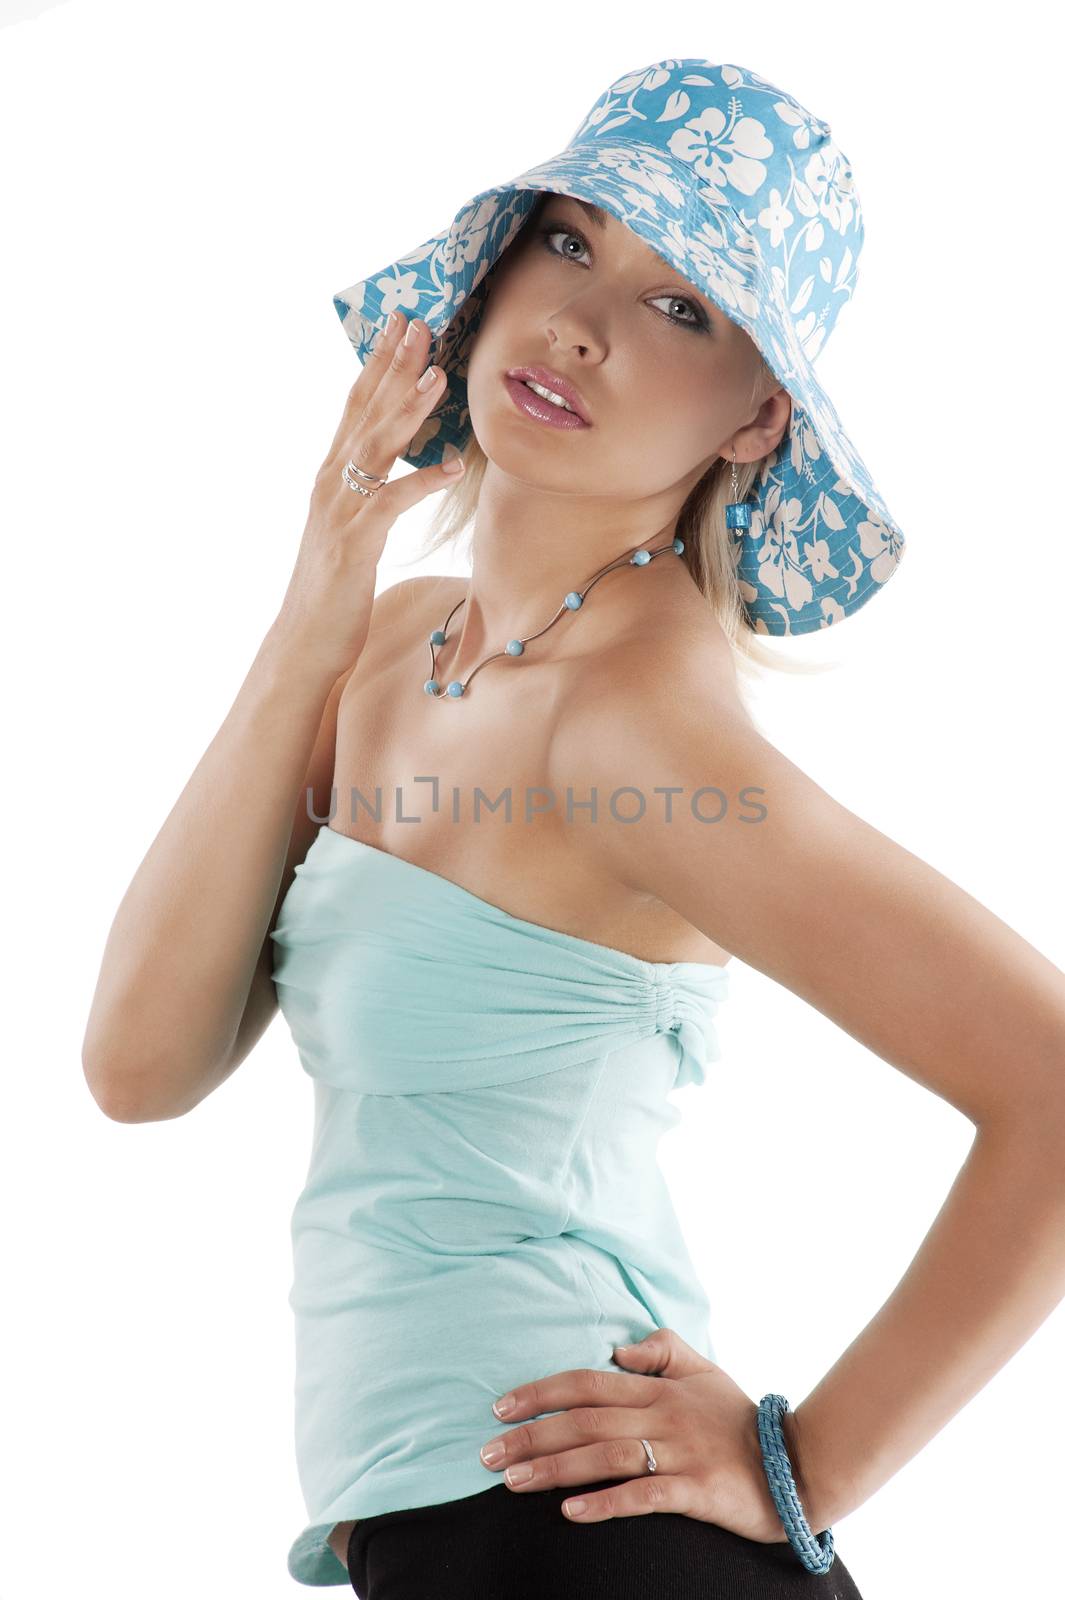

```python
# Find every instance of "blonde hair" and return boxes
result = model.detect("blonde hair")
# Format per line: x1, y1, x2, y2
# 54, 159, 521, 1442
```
405, 202, 835, 693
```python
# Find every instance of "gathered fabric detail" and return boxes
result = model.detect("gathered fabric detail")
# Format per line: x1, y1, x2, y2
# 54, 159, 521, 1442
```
270, 826, 729, 1096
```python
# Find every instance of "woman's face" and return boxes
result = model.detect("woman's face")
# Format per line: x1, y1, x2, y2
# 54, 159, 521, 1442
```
465, 191, 787, 500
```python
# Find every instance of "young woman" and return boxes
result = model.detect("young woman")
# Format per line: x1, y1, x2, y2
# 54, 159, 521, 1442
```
83, 59, 1065, 1598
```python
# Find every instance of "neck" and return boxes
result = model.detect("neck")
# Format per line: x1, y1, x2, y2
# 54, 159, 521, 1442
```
441, 469, 693, 674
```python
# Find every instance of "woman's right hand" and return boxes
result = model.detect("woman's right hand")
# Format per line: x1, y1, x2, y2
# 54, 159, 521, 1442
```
272, 310, 465, 680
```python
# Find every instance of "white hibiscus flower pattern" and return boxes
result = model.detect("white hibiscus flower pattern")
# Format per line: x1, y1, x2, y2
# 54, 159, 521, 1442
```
333, 58, 906, 636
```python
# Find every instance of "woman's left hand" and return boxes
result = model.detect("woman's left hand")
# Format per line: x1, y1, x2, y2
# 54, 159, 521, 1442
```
478, 1327, 805, 1543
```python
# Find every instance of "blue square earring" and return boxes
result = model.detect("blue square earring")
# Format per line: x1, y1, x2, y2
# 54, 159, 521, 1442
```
725, 444, 751, 531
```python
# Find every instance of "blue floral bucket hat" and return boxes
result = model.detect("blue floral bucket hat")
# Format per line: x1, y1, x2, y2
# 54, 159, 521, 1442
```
332, 58, 906, 636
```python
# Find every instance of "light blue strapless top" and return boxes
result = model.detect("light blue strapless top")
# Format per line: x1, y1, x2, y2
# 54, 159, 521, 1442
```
270, 823, 730, 1586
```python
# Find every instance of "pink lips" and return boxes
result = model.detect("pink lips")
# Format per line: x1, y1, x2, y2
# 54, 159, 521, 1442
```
503, 374, 591, 430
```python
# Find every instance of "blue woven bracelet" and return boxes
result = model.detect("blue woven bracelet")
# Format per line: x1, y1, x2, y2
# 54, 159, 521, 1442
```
757, 1394, 835, 1574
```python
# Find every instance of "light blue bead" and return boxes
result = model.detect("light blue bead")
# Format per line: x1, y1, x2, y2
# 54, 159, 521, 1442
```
673, 538, 684, 554
446, 681, 464, 697
505, 639, 524, 656
564, 591, 583, 610
725, 501, 752, 529
631, 549, 650, 565
424, 680, 440, 695
430, 628, 447, 645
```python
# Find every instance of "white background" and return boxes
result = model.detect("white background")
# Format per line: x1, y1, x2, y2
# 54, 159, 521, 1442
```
2, 2, 1062, 1595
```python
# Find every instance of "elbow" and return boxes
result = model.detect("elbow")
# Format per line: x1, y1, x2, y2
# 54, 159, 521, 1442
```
83, 1068, 151, 1122
81, 1046, 196, 1124
91, 1089, 154, 1124
976, 1094, 1065, 1159
80, 999, 243, 1122
82, 1057, 154, 1122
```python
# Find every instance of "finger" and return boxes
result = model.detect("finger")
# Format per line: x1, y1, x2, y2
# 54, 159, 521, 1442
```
499, 1436, 675, 1497
611, 1328, 713, 1381
326, 309, 408, 459
349, 316, 440, 468
481, 1403, 665, 1476
559, 1471, 694, 1524
333, 330, 448, 487
338, 449, 465, 527
492, 1367, 661, 1425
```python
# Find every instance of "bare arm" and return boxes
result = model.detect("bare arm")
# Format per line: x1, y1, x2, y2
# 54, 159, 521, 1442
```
211, 576, 443, 1092
81, 623, 350, 1123
567, 667, 1065, 1531
82, 304, 460, 1123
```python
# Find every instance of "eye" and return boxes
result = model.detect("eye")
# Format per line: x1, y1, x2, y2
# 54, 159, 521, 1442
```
536, 222, 711, 334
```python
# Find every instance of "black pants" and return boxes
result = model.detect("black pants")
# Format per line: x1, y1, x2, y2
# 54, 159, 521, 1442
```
345, 1476, 867, 1598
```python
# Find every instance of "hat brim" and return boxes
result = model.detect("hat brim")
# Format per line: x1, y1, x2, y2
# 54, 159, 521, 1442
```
333, 141, 905, 636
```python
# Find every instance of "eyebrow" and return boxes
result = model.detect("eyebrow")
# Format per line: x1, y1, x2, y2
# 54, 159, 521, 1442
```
544, 194, 609, 231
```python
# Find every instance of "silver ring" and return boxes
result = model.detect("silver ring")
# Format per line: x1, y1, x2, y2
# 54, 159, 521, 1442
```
639, 1439, 657, 1474
342, 460, 387, 497
341, 467, 377, 497
348, 460, 387, 484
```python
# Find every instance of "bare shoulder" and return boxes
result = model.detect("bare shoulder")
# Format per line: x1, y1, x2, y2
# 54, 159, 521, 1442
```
549, 610, 758, 894
371, 573, 459, 627
551, 611, 756, 805
560, 619, 1065, 1132
345, 574, 460, 679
